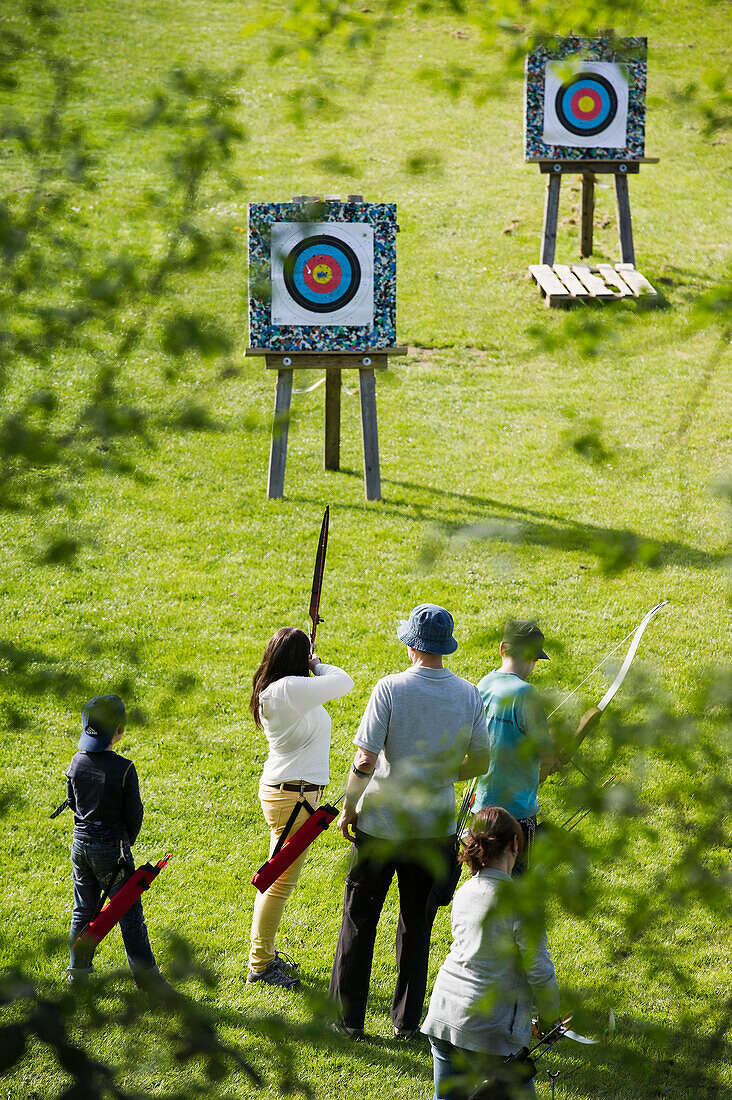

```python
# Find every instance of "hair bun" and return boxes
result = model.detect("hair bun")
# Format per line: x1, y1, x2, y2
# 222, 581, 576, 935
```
458, 806, 524, 873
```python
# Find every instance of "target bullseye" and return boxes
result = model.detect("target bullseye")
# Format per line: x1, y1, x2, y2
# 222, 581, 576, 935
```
303, 255, 342, 293
283, 234, 361, 314
571, 90, 602, 120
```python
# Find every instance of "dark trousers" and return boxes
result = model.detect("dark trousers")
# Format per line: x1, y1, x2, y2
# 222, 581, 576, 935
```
513, 817, 536, 878
328, 830, 453, 1032
69, 838, 156, 979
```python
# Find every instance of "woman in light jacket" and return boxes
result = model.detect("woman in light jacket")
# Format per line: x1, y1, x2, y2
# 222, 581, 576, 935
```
422, 807, 560, 1099
246, 627, 353, 989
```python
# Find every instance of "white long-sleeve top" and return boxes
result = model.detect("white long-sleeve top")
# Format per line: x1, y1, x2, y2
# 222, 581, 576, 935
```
259, 663, 354, 786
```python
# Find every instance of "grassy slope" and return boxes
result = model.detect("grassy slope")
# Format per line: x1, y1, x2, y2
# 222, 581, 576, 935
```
0, 0, 730, 1097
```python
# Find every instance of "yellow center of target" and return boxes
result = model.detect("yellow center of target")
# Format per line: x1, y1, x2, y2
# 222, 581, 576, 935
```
312, 263, 332, 284
578, 95, 595, 114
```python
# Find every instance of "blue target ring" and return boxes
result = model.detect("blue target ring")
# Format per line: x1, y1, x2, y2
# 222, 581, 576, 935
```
555, 71, 618, 137
283, 234, 361, 313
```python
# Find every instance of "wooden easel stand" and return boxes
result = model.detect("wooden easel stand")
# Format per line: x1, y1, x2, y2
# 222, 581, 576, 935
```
247, 348, 407, 502
532, 158, 659, 266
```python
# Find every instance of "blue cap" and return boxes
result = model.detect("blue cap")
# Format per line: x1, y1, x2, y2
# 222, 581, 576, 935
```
78, 694, 126, 753
397, 603, 458, 655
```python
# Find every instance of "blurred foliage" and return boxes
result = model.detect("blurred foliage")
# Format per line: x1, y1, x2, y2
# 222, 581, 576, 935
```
0, 937, 264, 1099
0, 1, 245, 553
436, 656, 732, 1097
0, 1, 729, 1097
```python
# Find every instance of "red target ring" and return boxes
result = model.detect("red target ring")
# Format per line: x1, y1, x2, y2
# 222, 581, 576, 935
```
555, 72, 618, 137
284, 234, 361, 313
569, 87, 603, 121
302, 254, 342, 293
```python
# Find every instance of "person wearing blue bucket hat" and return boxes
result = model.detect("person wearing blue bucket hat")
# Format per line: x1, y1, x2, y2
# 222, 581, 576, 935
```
329, 603, 490, 1041
395, 603, 459, 655
64, 694, 162, 986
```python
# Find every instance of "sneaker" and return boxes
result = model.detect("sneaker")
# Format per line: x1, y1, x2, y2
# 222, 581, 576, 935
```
331, 1021, 365, 1041
246, 957, 301, 989
392, 1026, 419, 1041
67, 966, 93, 987
273, 949, 299, 974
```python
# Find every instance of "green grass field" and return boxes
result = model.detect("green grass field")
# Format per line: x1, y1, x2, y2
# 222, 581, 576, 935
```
0, 0, 730, 1097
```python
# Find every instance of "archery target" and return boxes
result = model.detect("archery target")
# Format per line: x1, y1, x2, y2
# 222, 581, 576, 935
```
271, 222, 374, 326
543, 61, 629, 148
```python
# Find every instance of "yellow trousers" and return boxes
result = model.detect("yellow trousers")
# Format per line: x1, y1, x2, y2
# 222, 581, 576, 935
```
248, 783, 323, 973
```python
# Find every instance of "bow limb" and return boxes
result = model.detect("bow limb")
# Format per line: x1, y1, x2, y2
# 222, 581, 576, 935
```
552, 601, 668, 784
549, 601, 668, 721
596, 601, 668, 712
546, 629, 636, 719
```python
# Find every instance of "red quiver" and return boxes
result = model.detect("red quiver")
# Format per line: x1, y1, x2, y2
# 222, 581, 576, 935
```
74, 855, 171, 952
251, 804, 337, 893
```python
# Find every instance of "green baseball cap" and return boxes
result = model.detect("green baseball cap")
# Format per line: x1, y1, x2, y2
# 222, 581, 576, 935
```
502, 620, 549, 660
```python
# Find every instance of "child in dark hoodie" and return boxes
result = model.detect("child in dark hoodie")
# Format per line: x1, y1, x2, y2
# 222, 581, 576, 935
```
66, 694, 159, 985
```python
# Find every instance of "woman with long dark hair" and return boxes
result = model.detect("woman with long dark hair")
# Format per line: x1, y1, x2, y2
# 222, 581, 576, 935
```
246, 627, 353, 989
422, 807, 561, 1098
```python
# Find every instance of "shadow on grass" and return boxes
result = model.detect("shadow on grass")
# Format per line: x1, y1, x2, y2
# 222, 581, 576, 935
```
0, 641, 88, 704
538, 1015, 732, 1100
209, 986, 732, 1100
217, 987, 434, 1083
0, 632, 199, 731
291, 473, 723, 574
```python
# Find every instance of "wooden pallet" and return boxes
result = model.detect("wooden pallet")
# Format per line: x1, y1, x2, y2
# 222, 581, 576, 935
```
530, 263, 659, 307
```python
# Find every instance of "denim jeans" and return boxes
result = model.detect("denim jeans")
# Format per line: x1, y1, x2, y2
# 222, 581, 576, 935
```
428, 1036, 536, 1100
69, 838, 156, 979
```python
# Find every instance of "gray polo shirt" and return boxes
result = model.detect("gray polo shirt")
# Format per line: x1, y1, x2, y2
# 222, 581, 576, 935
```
354, 666, 489, 840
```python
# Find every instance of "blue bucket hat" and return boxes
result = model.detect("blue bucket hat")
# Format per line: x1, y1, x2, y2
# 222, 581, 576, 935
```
79, 694, 126, 753
397, 603, 458, 655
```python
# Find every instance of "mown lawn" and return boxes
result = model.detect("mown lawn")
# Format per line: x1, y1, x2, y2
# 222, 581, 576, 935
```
0, 0, 730, 1097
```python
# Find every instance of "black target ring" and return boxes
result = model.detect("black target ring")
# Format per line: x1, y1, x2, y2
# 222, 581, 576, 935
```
283, 234, 362, 314
554, 71, 619, 137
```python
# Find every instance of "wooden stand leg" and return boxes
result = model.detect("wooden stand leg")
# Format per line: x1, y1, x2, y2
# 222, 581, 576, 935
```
541, 173, 562, 265
358, 368, 381, 501
324, 368, 341, 471
580, 170, 595, 258
614, 174, 635, 265
267, 368, 292, 499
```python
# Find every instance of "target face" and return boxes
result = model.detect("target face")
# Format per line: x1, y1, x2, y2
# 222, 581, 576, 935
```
271, 222, 374, 326
283, 235, 361, 313
556, 73, 618, 135
543, 61, 629, 148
